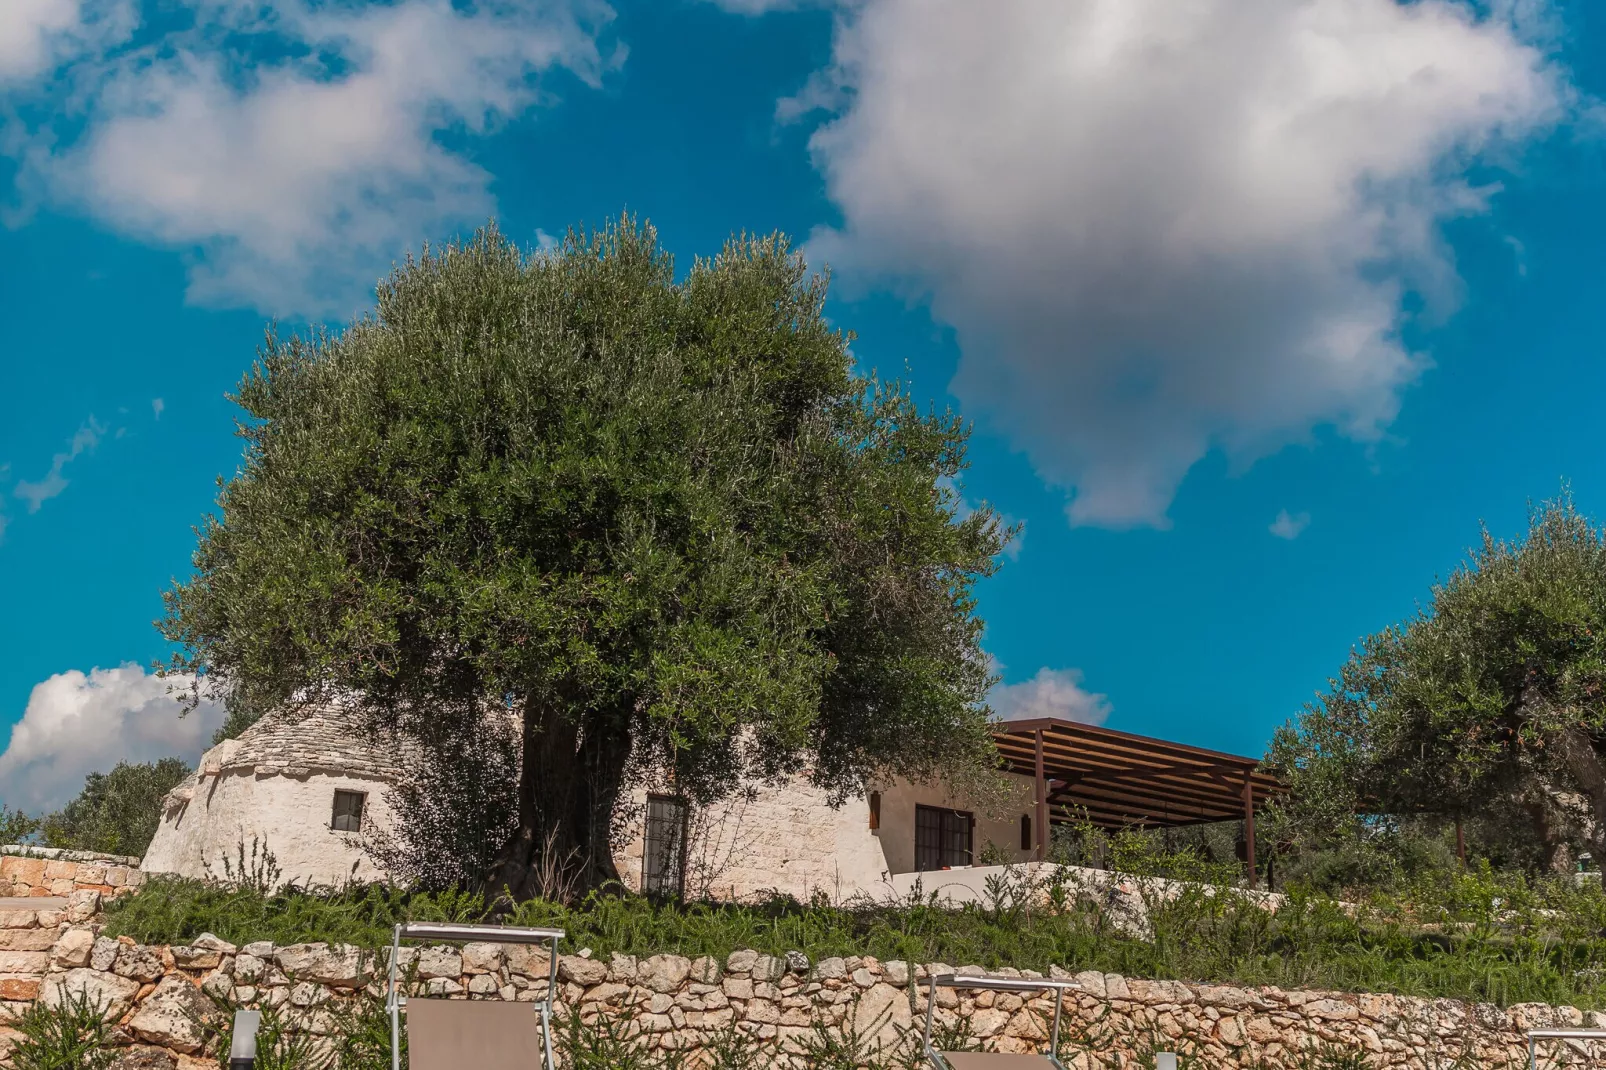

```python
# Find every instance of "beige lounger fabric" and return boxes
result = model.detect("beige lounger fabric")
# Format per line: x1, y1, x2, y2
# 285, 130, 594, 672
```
404, 998, 546, 1070
937, 1054, 1058, 1068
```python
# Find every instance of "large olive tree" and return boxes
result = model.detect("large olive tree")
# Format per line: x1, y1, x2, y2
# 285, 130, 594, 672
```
1270, 491, 1606, 872
162, 218, 1008, 896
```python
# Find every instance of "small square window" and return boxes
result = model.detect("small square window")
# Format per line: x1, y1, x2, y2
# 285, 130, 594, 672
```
332, 790, 365, 833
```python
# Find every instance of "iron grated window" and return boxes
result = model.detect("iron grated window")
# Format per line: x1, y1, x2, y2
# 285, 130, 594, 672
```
331, 790, 365, 833
643, 795, 688, 897
915, 805, 973, 871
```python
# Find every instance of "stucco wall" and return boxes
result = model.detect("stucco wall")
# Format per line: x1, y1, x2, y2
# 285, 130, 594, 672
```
142, 769, 396, 888
870, 773, 1038, 876
611, 772, 1040, 903
613, 779, 891, 902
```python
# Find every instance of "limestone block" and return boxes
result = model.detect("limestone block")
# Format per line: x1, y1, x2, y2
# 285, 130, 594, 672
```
66, 889, 102, 923
232, 953, 266, 984
468, 973, 500, 995
689, 955, 721, 984
1306, 998, 1358, 1021
784, 951, 809, 974
639, 954, 692, 994
814, 957, 846, 980
202, 970, 233, 1002
232, 985, 257, 1004
0, 858, 46, 886
289, 981, 325, 1007
242, 941, 274, 959
192, 933, 238, 955
0, 929, 59, 952
113, 945, 165, 982
0, 951, 49, 974
172, 946, 222, 970
723, 976, 754, 1000
127, 976, 212, 1053
42, 968, 143, 1021
582, 981, 631, 1007
1103, 974, 1130, 1000
850, 967, 875, 988
0, 911, 35, 929
416, 947, 463, 980
424, 978, 464, 996
505, 945, 552, 979
461, 942, 504, 974
726, 950, 758, 974
884, 961, 910, 986
53, 929, 94, 969
853, 982, 912, 1051
277, 944, 363, 987
744, 998, 780, 1024
90, 937, 119, 971
970, 1007, 1010, 1038
0, 978, 41, 1000
559, 955, 607, 986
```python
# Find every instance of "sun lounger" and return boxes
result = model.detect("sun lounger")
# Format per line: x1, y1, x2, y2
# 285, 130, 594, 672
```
386, 921, 565, 1070
1527, 1029, 1606, 1070
921, 972, 1081, 1070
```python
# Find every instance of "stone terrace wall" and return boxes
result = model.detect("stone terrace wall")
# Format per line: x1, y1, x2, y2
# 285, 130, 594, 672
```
0, 846, 145, 899
6, 918, 1606, 1069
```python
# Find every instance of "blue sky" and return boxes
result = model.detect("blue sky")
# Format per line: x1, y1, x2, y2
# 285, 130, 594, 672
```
2, 0, 1606, 811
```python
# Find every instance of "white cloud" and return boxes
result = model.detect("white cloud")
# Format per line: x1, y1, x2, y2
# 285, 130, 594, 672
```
0, 0, 133, 85
13, 417, 104, 512
990, 667, 1111, 725
797, 0, 1571, 528
0, 664, 226, 813
10, 0, 616, 317
1269, 509, 1311, 540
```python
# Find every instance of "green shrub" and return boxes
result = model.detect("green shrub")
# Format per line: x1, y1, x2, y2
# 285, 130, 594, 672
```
6, 990, 115, 1070
101, 860, 1606, 1012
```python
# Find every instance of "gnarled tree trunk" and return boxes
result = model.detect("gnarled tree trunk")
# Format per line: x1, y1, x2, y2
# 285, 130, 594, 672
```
483, 701, 634, 902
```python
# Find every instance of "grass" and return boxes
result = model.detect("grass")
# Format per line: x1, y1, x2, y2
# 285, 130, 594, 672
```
101, 859, 1606, 1011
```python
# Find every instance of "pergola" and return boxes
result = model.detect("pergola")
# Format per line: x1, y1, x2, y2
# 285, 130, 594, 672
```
990, 718, 1288, 878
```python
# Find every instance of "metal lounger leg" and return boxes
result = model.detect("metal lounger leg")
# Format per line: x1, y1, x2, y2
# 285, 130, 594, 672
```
389, 924, 403, 1070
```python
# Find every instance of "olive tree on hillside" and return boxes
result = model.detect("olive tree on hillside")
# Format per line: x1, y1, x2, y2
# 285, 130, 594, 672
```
1270, 491, 1606, 873
161, 218, 1009, 896
41, 759, 191, 857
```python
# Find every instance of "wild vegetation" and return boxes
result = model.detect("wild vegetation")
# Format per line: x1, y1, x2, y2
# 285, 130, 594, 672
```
101, 825, 1606, 1013
0, 757, 190, 858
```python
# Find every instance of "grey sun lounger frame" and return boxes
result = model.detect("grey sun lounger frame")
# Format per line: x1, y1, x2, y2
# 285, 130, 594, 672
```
1526, 1028, 1606, 1070
922, 972, 1081, 1069
386, 921, 565, 1070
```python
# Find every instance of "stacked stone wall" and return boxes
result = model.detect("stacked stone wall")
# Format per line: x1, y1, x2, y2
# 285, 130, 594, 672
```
0, 847, 145, 899
5, 913, 1606, 1069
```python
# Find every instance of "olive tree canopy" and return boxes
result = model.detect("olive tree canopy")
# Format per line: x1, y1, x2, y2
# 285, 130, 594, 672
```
162, 218, 1009, 895
1270, 491, 1606, 872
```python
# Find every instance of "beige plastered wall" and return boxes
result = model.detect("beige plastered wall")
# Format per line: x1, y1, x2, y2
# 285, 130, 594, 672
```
868, 772, 1040, 876
613, 770, 1042, 902
142, 770, 396, 887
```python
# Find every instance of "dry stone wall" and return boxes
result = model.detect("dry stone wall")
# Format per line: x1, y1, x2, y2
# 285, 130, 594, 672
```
5, 913, 1606, 1069
0, 847, 145, 900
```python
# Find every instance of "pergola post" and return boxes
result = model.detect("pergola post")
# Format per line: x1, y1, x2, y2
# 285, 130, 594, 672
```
1034, 728, 1048, 862
1242, 771, 1256, 888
